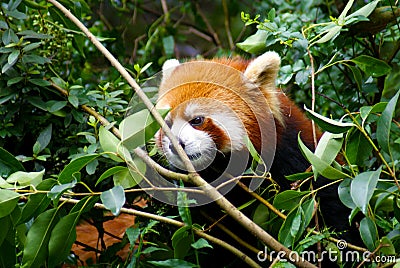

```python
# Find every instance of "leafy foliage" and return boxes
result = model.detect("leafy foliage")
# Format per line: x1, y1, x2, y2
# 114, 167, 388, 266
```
0, 0, 399, 267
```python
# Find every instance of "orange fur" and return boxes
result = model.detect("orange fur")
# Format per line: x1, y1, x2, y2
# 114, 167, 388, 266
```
156, 55, 316, 154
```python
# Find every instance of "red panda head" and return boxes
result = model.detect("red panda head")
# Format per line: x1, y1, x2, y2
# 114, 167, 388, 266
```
155, 52, 282, 172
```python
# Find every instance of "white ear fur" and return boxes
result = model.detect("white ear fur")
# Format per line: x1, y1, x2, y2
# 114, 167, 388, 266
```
244, 51, 284, 125
162, 59, 180, 82
244, 51, 281, 89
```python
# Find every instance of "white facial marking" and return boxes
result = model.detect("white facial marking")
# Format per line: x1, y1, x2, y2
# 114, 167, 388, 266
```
162, 118, 216, 171
209, 111, 246, 152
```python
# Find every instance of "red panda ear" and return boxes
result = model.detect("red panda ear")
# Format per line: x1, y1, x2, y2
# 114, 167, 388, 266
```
244, 51, 284, 125
244, 51, 281, 91
162, 59, 180, 83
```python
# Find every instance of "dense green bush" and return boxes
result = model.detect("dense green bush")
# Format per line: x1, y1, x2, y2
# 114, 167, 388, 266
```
0, 0, 399, 267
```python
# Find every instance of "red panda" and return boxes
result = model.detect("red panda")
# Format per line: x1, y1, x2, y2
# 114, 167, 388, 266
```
155, 51, 316, 187
154, 52, 359, 266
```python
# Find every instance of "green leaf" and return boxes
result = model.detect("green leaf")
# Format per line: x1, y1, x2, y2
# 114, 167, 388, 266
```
273, 190, 310, 210
18, 179, 57, 224
394, 196, 400, 222
377, 236, 395, 256
2, 60, 16, 73
29, 79, 52, 87
351, 55, 391, 77
252, 203, 270, 228
70, 195, 98, 215
47, 101, 67, 113
22, 42, 42, 52
120, 109, 169, 150
5, 9, 27, 20
295, 233, 326, 252
126, 227, 141, 246
338, 178, 356, 209
96, 166, 126, 186
316, 25, 342, 44
22, 208, 60, 267
141, 246, 168, 254
0, 215, 11, 246
344, 64, 362, 92
0, 147, 25, 175
48, 212, 80, 267
304, 106, 354, 134
17, 30, 53, 40
8, 49, 20, 64
350, 167, 381, 215
22, 54, 51, 65
290, 208, 303, 237
36, 124, 52, 153
236, 30, 269, 54
345, 129, 372, 166
338, 0, 354, 24
191, 238, 212, 249
113, 164, 144, 189
298, 135, 350, 179
7, 76, 23, 86
345, 0, 379, 21
100, 185, 126, 216
162, 36, 175, 57
359, 217, 378, 251
68, 94, 79, 108
314, 132, 343, 165
177, 191, 193, 226
0, 189, 20, 218
148, 259, 197, 268
285, 172, 313, 181
278, 198, 314, 247
171, 226, 192, 259
0, 20, 8, 30
376, 91, 399, 154
99, 126, 125, 162
2, 29, 17, 45
360, 102, 387, 123
7, 169, 44, 187
47, 180, 77, 200
58, 154, 99, 183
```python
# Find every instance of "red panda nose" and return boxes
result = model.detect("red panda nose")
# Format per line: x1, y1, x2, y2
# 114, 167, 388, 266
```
169, 140, 185, 155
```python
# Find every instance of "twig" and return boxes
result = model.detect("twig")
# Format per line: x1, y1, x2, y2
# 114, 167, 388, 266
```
237, 181, 287, 219
160, 0, 169, 23
200, 211, 271, 262
222, 0, 234, 50
307, 48, 318, 149
195, 2, 222, 47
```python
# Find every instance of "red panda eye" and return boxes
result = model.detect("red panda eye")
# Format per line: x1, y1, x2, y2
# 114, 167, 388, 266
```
189, 116, 204, 126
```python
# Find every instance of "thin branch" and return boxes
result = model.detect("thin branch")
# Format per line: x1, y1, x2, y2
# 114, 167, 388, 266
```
237, 181, 287, 219
307, 48, 318, 149
200, 211, 272, 263
222, 0, 234, 50
195, 2, 222, 47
